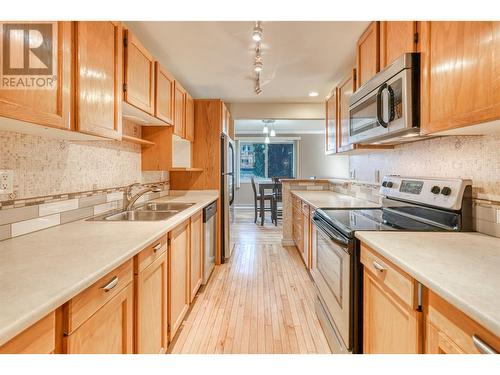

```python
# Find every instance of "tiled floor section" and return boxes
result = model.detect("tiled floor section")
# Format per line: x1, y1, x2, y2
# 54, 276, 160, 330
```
169, 208, 331, 354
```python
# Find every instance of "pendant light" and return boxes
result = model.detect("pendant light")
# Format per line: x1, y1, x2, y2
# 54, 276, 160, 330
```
264, 136, 270, 144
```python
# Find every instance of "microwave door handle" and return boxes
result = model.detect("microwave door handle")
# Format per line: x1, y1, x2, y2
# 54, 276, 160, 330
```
387, 84, 395, 122
376, 83, 389, 128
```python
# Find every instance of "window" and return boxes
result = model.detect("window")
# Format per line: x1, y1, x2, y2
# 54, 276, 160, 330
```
239, 141, 296, 182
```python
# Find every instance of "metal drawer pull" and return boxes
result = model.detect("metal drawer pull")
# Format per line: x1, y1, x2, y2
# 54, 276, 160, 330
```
372, 261, 386, 272
101, 276, 118, 292
472, 335, 497, 354
153, 243, 162, 252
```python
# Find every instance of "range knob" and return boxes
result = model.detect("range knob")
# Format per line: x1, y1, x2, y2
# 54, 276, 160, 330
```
386, 181, 394, 188
382, 181, 387, 187
431, 186, 441, 194
441, 186, 452, 196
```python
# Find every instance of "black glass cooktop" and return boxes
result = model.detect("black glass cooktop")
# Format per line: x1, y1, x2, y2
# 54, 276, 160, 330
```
315, 207, 457, 238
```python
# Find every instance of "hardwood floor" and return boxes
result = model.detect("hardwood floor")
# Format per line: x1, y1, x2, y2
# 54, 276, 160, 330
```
169, 208, 331, 354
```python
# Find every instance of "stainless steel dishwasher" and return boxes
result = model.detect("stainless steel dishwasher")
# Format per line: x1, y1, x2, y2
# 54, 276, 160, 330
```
203, 201, 217, 284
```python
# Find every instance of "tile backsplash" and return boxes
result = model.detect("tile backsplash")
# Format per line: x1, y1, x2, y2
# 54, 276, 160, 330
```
349, 135, 500, 201
0, 129, 168, 202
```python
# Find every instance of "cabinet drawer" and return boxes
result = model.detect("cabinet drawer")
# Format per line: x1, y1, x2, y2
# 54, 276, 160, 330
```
427, 291, 500, 354
0, 312, 55, 354
65, 259, 133, 333
360, 244, 415, 308
135, 235, 167, 273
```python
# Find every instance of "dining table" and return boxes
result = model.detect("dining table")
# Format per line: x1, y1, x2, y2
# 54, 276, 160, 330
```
258, 180, 281, 226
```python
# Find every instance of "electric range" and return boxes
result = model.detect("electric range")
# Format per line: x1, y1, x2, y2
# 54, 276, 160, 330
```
310, 176, 473, 354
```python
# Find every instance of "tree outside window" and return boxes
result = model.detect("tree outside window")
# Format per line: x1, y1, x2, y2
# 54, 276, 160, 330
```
239, 141, 295, 182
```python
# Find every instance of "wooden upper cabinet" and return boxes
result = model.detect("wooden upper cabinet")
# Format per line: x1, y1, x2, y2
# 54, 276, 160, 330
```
0, 21, 71, 130
185, 92, 195, 141
173, 81, 186, 137
380, 21, 417, 68
74, 21, 122, 140
155, 62, 175, 125
356, 21, 380, 89
337, 70, 356, 152
123, 29, 155, 115
420, 21, 500, 134
325, 88, 337, 154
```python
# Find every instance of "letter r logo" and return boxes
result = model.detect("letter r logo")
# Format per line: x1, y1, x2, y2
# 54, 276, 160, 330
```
2, 23, 53, 75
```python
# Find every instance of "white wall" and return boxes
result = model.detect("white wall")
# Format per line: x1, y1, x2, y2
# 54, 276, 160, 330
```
299, 134, 349, 179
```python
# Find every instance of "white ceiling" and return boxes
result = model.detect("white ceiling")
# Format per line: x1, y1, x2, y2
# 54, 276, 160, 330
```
126, 21, 369, 103
235, 119, 324, 134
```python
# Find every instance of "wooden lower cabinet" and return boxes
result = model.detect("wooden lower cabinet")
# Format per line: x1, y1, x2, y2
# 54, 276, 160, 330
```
168, 220, 190, 338
65, 283, 134, 354
426, 291, 500, 354
301, 202, 310, 269
190, 211, 203, 302
361, 244, 422, 353
135, 250, 168, 354
363, 271, 422, 353
0, 312, 56, 354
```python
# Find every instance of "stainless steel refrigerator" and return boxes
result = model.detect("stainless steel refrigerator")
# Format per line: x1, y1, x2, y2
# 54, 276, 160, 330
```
220, 133, 235, 262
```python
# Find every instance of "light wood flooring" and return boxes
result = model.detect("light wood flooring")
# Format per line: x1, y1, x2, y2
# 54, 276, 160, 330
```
169, 208, 331, 354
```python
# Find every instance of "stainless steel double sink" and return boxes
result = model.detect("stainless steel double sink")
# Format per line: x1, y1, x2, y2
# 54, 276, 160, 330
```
88, 202, 195, 221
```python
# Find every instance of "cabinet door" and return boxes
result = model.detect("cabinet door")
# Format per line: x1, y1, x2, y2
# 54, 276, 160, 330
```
124, 29, 155, 115
380, 21, 417, 68
173, 81, 186, 137
136, 252, 168, 353
185, 92, 195, 142
155, 62, 174, 125
337, 70, 356, 152
65, 282, 134, 354
426, 323, 465, 354
74, 21, 122, 139
302, 207, 310, 269
169, 220, 190, 338
356, 21, 380, 89
325, 88, 337, 154
228, 109, 234, 139
363, 271, 421, 353
221, 102, 228, 135
420, 22, 500, 134
190, 211, 203, 302
0, 21, 71, 129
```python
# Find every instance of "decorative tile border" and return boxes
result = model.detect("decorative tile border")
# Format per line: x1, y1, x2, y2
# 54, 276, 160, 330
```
0, 181, 170, 241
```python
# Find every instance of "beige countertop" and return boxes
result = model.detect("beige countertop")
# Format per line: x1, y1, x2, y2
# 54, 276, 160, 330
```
291, 190, 381, 209
0, 190, 218, 346
355, 231, 500, 337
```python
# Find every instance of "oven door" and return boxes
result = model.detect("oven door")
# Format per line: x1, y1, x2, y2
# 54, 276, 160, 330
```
348, 68, 413, 144
311, 217, 352, 352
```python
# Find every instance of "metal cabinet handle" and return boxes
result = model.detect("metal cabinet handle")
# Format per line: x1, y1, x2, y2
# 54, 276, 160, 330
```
372, 261, 386, 272
101, 276, 118, 292
153, 243, 162, 252
472, 335, 498, 354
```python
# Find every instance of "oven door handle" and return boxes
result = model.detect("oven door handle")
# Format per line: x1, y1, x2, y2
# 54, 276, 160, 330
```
313, 217, 350, 247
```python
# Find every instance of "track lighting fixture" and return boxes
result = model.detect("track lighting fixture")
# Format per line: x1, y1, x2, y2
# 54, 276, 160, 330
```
252, 21, 263, 42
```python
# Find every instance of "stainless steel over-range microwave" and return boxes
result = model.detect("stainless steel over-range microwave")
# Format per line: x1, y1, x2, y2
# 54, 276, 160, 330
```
348, 53, 420, 145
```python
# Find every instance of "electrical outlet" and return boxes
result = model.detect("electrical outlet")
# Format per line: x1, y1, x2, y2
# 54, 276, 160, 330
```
0, 170, 14, 194
350, 169, 356, 180
374, 170, 380, 183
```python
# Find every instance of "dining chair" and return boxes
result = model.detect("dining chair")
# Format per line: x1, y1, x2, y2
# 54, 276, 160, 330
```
250, 176, 273, 224
271, 177, 289, 226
